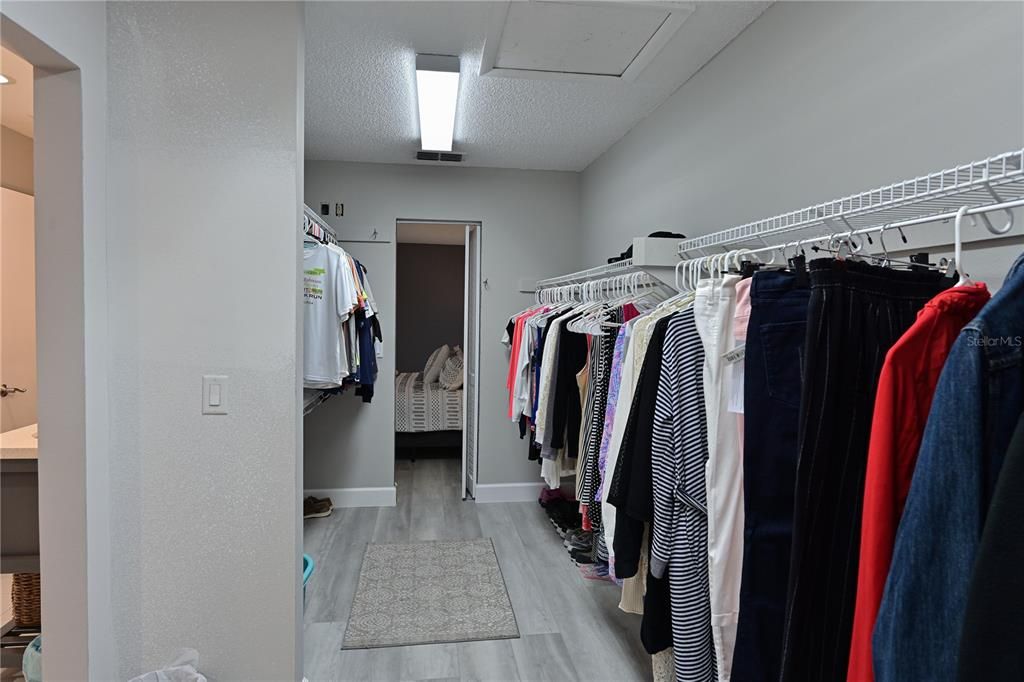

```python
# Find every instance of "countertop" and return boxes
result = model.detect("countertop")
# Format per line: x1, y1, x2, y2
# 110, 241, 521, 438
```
0, 424, 39, 460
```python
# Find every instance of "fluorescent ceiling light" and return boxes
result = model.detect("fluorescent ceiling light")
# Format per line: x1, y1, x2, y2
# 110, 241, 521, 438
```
415, 54, 460, 152
0, 75, 9, 85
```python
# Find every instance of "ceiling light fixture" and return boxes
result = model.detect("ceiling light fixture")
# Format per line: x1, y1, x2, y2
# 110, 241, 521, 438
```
0, 75, 9, 85
415, 54, 460, 153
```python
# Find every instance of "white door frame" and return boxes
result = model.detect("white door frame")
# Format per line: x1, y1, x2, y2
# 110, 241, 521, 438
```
462, 223, 481, 499
0, 15, 104, 679
394, 219, 482, 499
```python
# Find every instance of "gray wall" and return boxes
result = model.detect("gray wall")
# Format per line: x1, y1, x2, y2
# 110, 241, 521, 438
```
396, 242, 464, 372
581, 1, 1024, 266
305, 161, 581, 489
105, 3, 304, 679
1, 125, 33, 195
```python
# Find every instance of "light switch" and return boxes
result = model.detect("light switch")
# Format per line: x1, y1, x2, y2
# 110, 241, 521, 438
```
203, 375, 228, 415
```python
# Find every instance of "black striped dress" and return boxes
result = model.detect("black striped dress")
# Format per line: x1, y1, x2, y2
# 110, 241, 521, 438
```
651, 307, 717, 681
577, 316, 616, 530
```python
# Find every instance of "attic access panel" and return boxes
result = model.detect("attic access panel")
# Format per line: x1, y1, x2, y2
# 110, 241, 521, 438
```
480, 1, 695, 82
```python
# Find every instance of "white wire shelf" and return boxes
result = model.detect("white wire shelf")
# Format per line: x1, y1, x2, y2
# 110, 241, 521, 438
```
677, 148, 1024, 256
303, 389, 334, 417
536, 258, 638, 288
303, 204, 338, 243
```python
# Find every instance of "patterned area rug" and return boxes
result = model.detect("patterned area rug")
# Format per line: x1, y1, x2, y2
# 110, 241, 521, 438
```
341, 539, 520, 649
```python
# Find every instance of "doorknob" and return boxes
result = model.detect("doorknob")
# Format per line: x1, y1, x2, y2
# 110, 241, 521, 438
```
0, 384, 27, 398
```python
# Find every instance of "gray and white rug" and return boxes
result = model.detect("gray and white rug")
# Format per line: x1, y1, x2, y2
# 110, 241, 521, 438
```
341, 539, 520, 650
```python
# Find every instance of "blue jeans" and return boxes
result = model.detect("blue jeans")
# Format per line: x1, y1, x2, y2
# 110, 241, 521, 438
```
874, 253, 1024, 682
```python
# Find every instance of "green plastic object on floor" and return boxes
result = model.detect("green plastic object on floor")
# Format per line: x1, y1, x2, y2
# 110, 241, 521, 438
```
22, 635, 42, 682
303, 553, 315, 599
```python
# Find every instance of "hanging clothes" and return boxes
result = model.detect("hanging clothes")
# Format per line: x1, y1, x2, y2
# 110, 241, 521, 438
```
651, 307, 717, 682
846, 283, 989, 682
873, 254, 1024, 682
732, 269, 809, 682
694, 274, 744, 682
780, 259, 953, 682
303, 242, 355, 387
508, 247, 1014, 682
302, 241, 382, 400
956, 411, 1024, 681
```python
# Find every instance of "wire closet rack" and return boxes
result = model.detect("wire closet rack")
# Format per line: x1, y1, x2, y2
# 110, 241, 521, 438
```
304, 204, 338, 244
676, 148, 1024, 257
535, 258, 640, 289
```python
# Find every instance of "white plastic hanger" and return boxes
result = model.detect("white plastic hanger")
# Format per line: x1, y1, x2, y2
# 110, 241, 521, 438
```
953, 205, 974, 287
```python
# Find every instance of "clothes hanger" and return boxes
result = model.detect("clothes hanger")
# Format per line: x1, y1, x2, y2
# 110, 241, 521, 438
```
953, 205, 974, 287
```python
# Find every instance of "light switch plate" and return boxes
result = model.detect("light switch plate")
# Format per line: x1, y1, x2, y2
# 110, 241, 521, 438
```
202, 375, 228, 415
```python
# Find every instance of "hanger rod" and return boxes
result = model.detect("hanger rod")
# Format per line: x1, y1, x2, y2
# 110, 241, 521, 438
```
683, 196, 1024, 262
678, 148, 1024, 256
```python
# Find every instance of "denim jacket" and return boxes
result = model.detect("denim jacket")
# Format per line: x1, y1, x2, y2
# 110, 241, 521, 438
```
873, 254, 1024, 681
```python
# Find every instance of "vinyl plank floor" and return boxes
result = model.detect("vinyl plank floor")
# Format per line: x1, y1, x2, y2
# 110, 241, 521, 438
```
400, 643, 460, 681
457, 639, 520, 682
336, 647, 404, 682
509, 633, 578, 682
303, 457, 649, 681
477, 504, 558, 636
373, 460, 413, 543
304, 621, 344, 682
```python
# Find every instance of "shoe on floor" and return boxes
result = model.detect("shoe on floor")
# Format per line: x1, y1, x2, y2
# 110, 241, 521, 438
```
579, 562, 613, 582
570, 547, 595, 565
304, 496, 333, 519
564, 531, 592, 552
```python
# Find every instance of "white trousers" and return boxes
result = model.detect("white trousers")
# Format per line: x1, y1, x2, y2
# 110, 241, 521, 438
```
694, 275, 744, 682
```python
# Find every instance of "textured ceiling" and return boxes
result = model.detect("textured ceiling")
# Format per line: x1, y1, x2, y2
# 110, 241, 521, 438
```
305, 1, 771, 171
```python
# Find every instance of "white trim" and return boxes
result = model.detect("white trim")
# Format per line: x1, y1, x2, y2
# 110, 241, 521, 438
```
474, 482, 545, 504
305, 486, 396, 508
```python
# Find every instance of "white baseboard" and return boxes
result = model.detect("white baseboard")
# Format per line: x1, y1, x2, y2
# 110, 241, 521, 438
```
305, 486, 396, 508
474, 482, 544, 504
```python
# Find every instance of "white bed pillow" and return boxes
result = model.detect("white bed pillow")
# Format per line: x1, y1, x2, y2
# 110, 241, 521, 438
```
423, 344, 451, 384
439, 354, 464, 390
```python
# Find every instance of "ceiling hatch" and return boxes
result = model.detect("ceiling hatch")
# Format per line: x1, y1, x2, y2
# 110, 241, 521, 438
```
481, 1, 695, 82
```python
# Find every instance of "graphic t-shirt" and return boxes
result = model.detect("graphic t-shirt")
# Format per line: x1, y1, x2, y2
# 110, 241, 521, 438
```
303, 243, 352, 387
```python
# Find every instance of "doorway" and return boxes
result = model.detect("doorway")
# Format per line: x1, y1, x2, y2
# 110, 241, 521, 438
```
0, 19, 98, 678
394, 220, 480, 500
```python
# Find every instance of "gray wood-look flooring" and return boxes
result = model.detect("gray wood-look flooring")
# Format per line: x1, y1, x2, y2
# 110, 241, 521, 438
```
303, 458, 652, 682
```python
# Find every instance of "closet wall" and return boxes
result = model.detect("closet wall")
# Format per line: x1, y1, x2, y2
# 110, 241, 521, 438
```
305, 162, 581, 494
105, 3, 304, 679
580, 2, 1024, 269
1, 126, 33, 195
396, 243, 465, 372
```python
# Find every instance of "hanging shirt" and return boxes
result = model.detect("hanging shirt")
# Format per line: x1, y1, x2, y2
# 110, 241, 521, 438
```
327, 243, 360, 319
303, 243, 350, 387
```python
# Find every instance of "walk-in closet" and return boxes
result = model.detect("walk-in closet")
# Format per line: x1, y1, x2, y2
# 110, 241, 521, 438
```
2, 1, 1023, 680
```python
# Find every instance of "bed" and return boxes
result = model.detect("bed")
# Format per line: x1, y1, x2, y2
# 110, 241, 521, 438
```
394, 372, 463, 433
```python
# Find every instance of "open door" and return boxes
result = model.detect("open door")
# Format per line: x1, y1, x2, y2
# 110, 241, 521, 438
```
462, 223, 481, 499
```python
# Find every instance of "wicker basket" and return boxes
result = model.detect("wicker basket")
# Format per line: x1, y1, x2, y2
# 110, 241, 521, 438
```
12, 573, 41, 628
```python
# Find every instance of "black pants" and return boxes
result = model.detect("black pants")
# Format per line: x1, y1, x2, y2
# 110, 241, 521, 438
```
780, 259, 951, 682
732, 271, 809, 682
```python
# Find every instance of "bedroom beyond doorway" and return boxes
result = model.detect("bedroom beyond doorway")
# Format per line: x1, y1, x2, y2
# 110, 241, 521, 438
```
394, 220, 481, 500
